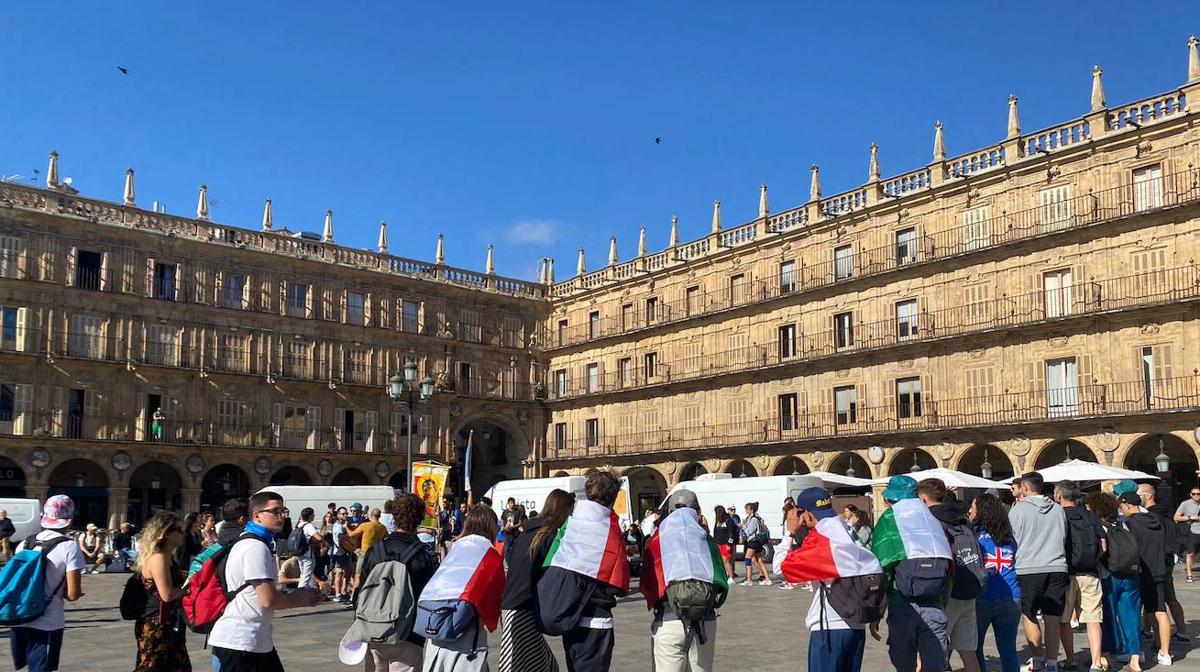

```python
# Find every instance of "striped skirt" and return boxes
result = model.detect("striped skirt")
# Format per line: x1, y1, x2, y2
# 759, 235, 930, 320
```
497, 608, 559, 672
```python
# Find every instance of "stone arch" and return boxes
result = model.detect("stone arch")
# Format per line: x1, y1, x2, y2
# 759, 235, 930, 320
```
1032, 439, 1096, 470
47, 457, 110, 528
0, 454, 26, 497
677, 462, 708, 484
452, 412, 531, 496
623, 467, 668, 518
269, 465, 314, 486
1121, 433, 1199, 510
771, 455, 810, 476
954, 444, 1016, 482
724, 459, 758, 478
332, 467, 370, 486
387, 472, 408, 490
200, 463, 252, 512
551, 470, 570, 478
127, 461, 184, 526
885, 447, 937, 476
828, 452, 872, 480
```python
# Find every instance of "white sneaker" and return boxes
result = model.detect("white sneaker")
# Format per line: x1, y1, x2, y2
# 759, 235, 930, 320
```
1156, 652, 1172, 666
758, 578, 773, 586
738, 579, 753, 586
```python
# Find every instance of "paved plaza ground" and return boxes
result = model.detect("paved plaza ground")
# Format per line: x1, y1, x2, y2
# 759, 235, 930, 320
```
7, 572, 1198, 671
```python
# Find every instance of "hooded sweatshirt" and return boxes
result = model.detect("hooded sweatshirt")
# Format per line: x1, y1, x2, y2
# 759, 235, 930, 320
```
1007, 495, 1067, 575
1124, 511, 1169, 581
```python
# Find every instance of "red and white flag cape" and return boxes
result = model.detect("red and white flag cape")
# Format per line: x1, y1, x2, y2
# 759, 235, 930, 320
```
780, 516, 882, 583
420, 534, 505, 631
543, 499, 630, 592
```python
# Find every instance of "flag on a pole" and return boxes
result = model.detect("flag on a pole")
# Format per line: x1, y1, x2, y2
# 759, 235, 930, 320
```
418, 534, 505, 631
542, 499, 630, 591
780, 516, 882, 583
640, 507, 728, 608
464, 429, 474, 493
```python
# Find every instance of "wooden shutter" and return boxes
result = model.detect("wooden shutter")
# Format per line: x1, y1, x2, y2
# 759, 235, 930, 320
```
341, 289, 348, 323
242, 275, 252, 310
213, 270, 224, 305
334, 408, 346, 450
364, 411, 377, 452
65, 246, 77, 287
272, 403, 283, 446
363, 293, 373, 327
12, 384, 31, 435
145, 257, 155, 297
279, 281, 288, 315
51, 386, 64, 437
306, 285, 314, 318
14, 307, 28, 353
307, 405, 321, 450
99, 252, 110, 291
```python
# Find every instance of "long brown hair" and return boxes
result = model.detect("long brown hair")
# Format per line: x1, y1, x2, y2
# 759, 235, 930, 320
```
530, 489, 575, 557
461, 504, 499, 542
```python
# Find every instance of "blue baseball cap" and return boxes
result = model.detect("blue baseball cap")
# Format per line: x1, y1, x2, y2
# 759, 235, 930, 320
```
350, 502, 363, 511
882, 475, 918, 502
796, 487, 835, 519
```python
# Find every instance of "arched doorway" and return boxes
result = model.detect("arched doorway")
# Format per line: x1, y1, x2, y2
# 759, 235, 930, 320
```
624, 468, 667, 519
127, 461, 183, 526
47, 458, 109, 528
678, 463, 708, 483
1123, 434, 1198, 512
388, 472, 407, 490
725, 459, 758, 478
200, 464, 251, 512
457, 420, 527, 496
771, 456, 810, 476
551, 471, 570, 478
887, 448, 937, 476
828, 452, 872, 481
957, 444, 1015, 483
269, 466, 313, 486
332, 468, 369, 486
1034, 439, 1095, 470
0, 455, 26, 497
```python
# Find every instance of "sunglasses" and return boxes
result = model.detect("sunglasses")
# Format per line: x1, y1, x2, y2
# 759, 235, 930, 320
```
1191, 492, 1200, 496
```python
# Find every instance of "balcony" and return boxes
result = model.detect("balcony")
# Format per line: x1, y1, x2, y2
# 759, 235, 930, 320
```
545, 264, 1200, 402
545, 375, 1200, 461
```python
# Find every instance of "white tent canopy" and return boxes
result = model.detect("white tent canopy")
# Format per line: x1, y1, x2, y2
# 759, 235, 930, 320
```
870, 468, 1008, 490
808, 470, 875, 489
1000, 459, 1159, 484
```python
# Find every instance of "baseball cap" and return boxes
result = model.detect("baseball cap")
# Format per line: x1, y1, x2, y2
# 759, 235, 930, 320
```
662, 489, 700, 513
1117, 492, 1141, 507
796, 487, 835, 520
350, 502, 363, 511
882, 475, 918, 502
41, 494, 74, 530
1112, 479, 1137, 496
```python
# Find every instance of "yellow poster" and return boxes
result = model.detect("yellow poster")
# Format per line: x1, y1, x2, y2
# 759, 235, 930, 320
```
412, 461, 449, 529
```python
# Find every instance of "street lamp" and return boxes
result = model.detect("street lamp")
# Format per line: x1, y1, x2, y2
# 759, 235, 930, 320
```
909, 452, 921, 473
844, 457, 857, 480
389, 359, 436, 491
980, 448, 994, 480
1155, 437, 1171, 474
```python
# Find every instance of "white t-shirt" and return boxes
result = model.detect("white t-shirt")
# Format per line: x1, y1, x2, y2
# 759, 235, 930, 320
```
804, 582, 863, 631
300, 522, 319, 560
379, 512, 396, 535
14, 530, 86, 631
208, 538, 277, 653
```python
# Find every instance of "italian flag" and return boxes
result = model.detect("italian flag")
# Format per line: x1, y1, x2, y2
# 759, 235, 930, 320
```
780, 516, 882, 582
543, 499, 630, 592
640, 508, 729, 608
870, 498, 952, 569
420, 534, 505, 631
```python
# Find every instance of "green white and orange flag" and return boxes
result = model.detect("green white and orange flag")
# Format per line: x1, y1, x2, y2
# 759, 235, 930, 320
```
640, 507, 729, 608
543, 499, 630, 591
870, 498, 952, 569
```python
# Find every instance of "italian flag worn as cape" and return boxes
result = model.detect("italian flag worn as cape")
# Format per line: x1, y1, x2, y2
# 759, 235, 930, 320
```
420, 534, 505, 631
640, 507, 729, 608
780, 516, 882, 583
543, 499, 630, 592
870, 498, 952, 569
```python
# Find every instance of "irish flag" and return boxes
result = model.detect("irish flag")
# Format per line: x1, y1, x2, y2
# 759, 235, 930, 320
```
640, 507, 728, 608
419, 534, 505, 631
780, 516, 882, 583
870, 498, 952, 569
543, 499, 630, 591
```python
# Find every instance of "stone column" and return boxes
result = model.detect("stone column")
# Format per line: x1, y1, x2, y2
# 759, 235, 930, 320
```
24, 484, 49, 502
107, 487, 130, 529
181, 488, 203, 514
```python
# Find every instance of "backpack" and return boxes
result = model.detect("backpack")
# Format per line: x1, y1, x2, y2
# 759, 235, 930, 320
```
892, 557, 951, 604
119, 573, 149, 621
1102, 521, 1141, 576
665, 579, 719, 640
749, 516, 770, 544
181, 535, 262, 633
189, 542, 222, 578
536, 566, 598, 636
823, 573, 887, 626
0, 534, 71, 626
414, 599, 478, 646
349, 543, 428, 645
943, 522, 987, 600
1065, 511, 1101, 575
286, 522, 310, 558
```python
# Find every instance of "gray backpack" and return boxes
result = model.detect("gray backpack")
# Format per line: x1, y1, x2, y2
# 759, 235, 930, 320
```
665, 579, 719, 643
347, 544, 426, 645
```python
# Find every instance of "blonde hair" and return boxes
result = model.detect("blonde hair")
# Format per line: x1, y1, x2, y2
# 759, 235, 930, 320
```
134, 512, 182, 572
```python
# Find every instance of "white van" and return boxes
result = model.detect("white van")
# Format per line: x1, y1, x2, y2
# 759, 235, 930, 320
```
0, 498, 43, 548
482, 476, 634, 530
256, 486, 398, 520
666, 474, 824, 540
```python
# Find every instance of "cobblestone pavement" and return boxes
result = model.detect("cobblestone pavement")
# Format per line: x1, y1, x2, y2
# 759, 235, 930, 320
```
5, 572, 1197, 671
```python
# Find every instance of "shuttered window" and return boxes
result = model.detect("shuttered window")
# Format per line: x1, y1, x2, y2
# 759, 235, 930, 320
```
962, 206, 990, 250
1133, 164, 1163, 211
1039, 185, 1072, 231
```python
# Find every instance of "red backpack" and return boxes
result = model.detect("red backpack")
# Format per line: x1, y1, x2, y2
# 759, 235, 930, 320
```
182, 535, 262, 633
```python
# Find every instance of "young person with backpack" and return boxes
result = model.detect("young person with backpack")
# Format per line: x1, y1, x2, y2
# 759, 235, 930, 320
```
1053, 480, 1106, 672
2, 494, 85, 672
1085, 492, 1143, 672
971, 492, 1022, 672
1008, 471, 1068, 672
415, 504, 505, 672
871, 475, 952, 672
919, 479, 987, 672
498, 489, 573, 672
1119, 491, 1173, 666
780, 487, 884, 672
206, 491, 322, 672
288, 507, 323, 590
1137, 483, 1189, 643
640, 489, 728, 672
738, 502, 772, 586
216, 498, 248, 546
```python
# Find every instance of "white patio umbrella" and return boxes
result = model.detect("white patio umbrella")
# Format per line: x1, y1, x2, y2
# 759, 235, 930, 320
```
870, 467, 1007, 490
1000, 459, 1159, 484
807, 470, 875, 489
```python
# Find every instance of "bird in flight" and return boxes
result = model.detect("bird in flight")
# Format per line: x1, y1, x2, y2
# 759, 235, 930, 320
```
117, 66, 128, 75
654, 137, 662, 144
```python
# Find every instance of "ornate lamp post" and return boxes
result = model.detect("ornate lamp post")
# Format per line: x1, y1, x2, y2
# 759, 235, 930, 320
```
981, 448, 994, 480
389, 360, 436, 491
1154, 437, 1174, 509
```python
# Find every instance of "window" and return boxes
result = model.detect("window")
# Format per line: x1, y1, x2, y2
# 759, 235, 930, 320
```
728, 397, 748, 426
728, 332, 748, 363
218, 399, 248, 428
153, 263, 176, 301
643, 352, 658, 379
896, 228, 917, 265
1133, 164, 1163, 212
729, 273, 747, 305
347, 291, 366, 325
554, 423, 567, 452
284, 340, 310, 378
585, 363, 600, 393
457, 309, 482, 342
964, 283, 993, 324
617, 357, 632, 387
1131, 248, 1168, 297
585, 418, 600, 448
685, 286, 701, 316
146, 325, 178, 366
278, 405, 319, 449
645, 297, 658, 323
621, 304, 634, 330
897, 377, 922, 419
896, 299, 919, 339
220, 274, 245, 309
681, 405, 702, 431
0, 382, 32, 434
1141, 345, 1174, 406
1043, 269, 1073, 318
458, 362, 475, 395
1046, 357, 1079, 416
834, 245, 853, 280
217, 333, 248, 372
0, 307, 27, 352
501, 317, 523, 348
588, 311, 600, 339
778, 393, 798, 431
835, 385, 857, 425
833, 312, 854, 349
778, 324, 797, 359
965, 366, 994, 399
0, 236, 21, 279
554, 369, 568, 397
401, 301, 420, 333
343, 349, 368, 384
76, 250, 103, 291
962, 206, 990, 250
779, 260, 796, 294
1039, 185, 1072, 231
556, 319, 568, 345
286, 283, 308, 317
682, 341, 702, 372
69, 315, 103, 359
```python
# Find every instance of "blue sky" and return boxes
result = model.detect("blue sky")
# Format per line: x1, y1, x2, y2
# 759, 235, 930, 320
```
1, 3, 1197, 280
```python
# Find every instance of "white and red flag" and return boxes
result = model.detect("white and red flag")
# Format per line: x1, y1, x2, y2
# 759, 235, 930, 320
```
420, 533, 505, 631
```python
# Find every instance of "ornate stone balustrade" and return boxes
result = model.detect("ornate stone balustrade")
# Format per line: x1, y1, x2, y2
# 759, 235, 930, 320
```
881, 168, 932, 198
1021, 119, 1092, 157
1107, 90, 1188, 131
948, 145, 1006, 177
820, 188, 867, 216
718, 223, 756, 248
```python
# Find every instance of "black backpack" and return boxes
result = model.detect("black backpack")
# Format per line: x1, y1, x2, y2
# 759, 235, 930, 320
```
893, 557, 950, 604
286, 522, 309, 558
824, 573, 886, 626
943, 522, 987, 600
1065, 511, 1101, 575
119, 573, 149, 621
1102, 521, 1141, 576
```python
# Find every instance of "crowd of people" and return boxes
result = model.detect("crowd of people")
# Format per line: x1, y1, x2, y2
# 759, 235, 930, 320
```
1, 471, 1198, 672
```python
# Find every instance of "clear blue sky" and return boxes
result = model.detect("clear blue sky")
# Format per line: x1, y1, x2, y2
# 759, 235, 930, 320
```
2, 3, 1197, 280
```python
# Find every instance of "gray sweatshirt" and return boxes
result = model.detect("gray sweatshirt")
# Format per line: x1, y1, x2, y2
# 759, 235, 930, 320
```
1008, 495, 1067, 575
